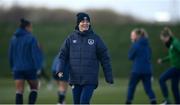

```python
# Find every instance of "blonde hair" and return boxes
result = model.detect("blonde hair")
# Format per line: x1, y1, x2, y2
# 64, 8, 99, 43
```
132, 28, 148, 38
160, 27, 173, 37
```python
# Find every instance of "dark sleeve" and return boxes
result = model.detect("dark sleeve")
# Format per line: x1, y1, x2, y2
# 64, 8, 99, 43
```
8, 39, 13, 70
96, 36, 114, 84
58, 37, 70, 73
31, 37, 43, 70
128, 43, 138, 60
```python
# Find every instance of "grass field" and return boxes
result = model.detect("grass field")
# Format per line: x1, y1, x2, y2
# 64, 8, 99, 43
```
1, 8, 180, 104
0, 78, 174, 104
0, 23, 178, 104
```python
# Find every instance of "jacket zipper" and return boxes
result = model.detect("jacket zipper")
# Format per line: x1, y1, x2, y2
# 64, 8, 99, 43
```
80, 36, 83, 83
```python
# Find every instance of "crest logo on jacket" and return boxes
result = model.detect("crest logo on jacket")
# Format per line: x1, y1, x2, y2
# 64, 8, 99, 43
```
88, 39, 94, 45
73, 40, 77, 43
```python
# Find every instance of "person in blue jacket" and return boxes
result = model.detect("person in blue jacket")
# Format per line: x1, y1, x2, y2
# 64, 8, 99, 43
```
57, 12, 114, 104
51, 54, 69, 104
8, 18, 43, 104
125, 28, 156, 104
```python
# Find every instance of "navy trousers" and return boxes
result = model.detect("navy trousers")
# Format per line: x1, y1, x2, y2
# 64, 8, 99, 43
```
159, 67, 180, 104
72, 84, 96, 104
126, 73, 156, 103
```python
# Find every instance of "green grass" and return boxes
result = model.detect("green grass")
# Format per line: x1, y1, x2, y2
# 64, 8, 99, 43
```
0, 78, 174, 104
0, 22, 178, 104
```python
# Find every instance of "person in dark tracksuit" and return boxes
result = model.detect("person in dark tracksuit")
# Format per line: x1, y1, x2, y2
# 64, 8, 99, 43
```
126, 28, 157, 104
51, 55, 69, 104
157, 27, 180, 104
37, 45, 51, 89
57, 12, 114, 104
8, 18, 43, 104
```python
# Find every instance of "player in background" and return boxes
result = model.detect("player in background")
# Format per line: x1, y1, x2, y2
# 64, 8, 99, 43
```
9, 18, 43, 104
51, 55, 69, 104
157, 27, 180, 104
126, 28, 157, 104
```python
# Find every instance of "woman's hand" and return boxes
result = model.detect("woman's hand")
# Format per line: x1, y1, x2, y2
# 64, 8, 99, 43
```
157, 58, 162, 64
58, 72, 63, 78
37, 70, 41, 75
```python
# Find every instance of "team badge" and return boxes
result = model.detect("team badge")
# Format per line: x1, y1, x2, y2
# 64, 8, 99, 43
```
88, 39, 94, 45
73, 40, 77, 43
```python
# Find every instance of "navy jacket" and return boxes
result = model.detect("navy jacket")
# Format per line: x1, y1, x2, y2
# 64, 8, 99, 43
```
128, 37, 152, 74
58, 29, 114, 85
9, 28, 43, 72
51, 55, 69, 73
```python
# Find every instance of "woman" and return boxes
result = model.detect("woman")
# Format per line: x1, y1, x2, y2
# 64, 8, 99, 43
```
9, 18, 43, 104
126, 28, 156, 104
57, 12, 114, 104
157, 27, 180, 104
51, 55, 69, 104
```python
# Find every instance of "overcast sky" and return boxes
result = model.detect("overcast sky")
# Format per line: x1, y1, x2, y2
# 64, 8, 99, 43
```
0, 0, 180, 22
